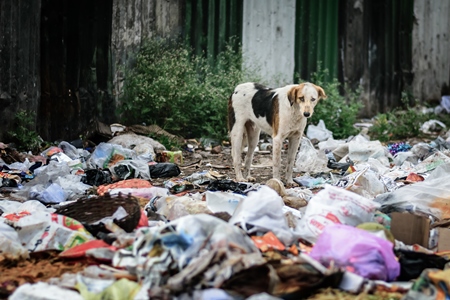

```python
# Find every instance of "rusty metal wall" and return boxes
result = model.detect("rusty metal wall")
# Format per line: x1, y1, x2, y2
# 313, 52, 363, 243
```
412, 0, 450, 103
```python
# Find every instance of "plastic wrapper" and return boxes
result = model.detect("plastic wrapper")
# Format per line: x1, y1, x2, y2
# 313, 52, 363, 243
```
149, 163, 181, 178
310, 224, 400, 281
1, 210, 94, 252
412, 151, 450, 174
294, 137, 330, 174
229, 185, 296, 245
296, 185, 379, 243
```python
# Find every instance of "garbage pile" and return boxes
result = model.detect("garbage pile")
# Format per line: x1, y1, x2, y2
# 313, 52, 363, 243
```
1, 121, 450, 300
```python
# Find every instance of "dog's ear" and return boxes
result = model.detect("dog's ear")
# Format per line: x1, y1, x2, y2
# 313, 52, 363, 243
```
313, 84, 327, 100
288, 84, 304, 106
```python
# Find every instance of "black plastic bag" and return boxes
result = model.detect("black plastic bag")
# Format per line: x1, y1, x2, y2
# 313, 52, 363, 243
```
207, 179, 249, 195
395, 249, 449, 281
149, 163, 181, 178
81, 169, 113, 186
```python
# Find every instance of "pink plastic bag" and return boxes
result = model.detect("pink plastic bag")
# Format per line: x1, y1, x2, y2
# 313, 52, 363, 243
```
309, 224, 400, 281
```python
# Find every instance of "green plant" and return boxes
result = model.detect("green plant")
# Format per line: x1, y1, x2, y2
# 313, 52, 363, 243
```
120, 38, 259, 141
300, 66, 363, 139
7, 110, 43, 152
369, 93, 432, 142
148, 133, 182, 151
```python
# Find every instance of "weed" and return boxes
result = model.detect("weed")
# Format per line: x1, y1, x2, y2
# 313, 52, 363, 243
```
7, 110, 43, 152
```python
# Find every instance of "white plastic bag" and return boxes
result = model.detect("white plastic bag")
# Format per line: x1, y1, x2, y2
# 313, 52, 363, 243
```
306, 119, 333, 141
294, 137, 330, 174
0, 221, 29, 259
296, 185, 380, 243
205, 191, 246, 215
228, 185, 296, 245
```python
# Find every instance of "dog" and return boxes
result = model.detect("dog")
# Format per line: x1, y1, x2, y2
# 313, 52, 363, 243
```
228, 82, 327, 185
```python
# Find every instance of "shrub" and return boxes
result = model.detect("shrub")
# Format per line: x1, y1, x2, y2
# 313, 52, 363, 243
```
120, 38, 259, 141
300, 67, 363, 140
7, 110, 43, 152
369, 93, 443, 142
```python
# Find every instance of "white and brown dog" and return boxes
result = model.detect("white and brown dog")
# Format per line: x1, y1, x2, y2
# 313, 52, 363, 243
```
228, 82, 327, 185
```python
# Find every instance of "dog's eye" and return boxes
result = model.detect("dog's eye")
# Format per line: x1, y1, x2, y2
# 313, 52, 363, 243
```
311, 98, 316, 102
300, 97, 305, 102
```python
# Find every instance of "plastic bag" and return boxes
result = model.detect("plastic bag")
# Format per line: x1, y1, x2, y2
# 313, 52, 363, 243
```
149, 163, 181, 178
296, 185, 379, 243
1, 210, 94, 252
347, 137, 391, 166
81, 169, 113, 186
294, 137, 330, 174
0, 221, 29, 259
10, 282, 84, 300
306, 119, 333, 141
228, 185, 296, 245
58, 141, 80, 160
87, 143, 136, 169
29, 182, 68, 204
205, 191, 246, 215
375, 164, 450, 219
109, 159, 151, 180
310, 224, 400, 281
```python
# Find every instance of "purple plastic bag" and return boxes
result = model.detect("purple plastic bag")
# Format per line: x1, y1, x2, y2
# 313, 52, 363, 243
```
309, 224, 400, 281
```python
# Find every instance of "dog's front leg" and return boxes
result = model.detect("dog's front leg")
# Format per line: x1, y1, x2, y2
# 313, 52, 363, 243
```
272, 136, 283, 180
285, 134, 302, 185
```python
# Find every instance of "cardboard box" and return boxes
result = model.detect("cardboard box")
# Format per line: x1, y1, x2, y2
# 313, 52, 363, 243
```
390, 212, 450, 252
436, 228, 450, 252
390, 212, 431, 248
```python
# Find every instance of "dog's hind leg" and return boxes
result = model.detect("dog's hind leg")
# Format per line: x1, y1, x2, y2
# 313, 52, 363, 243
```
243, 121, 260, 181
285, 133, 302, 185
230, 122, 247, 182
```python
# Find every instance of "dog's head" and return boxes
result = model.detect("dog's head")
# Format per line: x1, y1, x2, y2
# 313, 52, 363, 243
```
287, 83, 327, 118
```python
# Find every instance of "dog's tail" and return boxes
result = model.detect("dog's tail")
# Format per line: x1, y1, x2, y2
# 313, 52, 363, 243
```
227, 93, 236, 134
